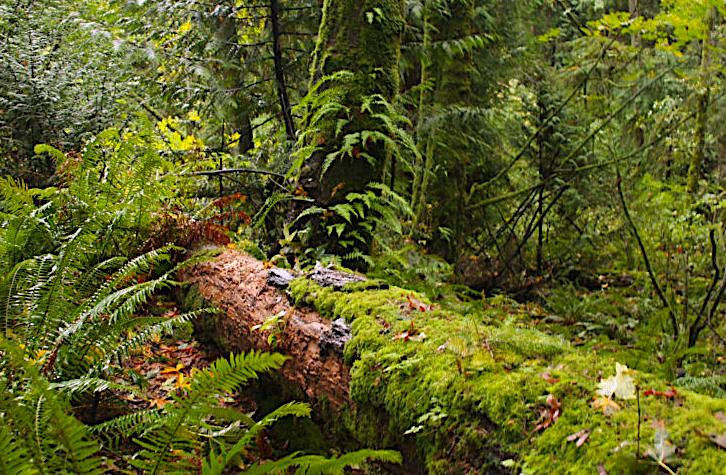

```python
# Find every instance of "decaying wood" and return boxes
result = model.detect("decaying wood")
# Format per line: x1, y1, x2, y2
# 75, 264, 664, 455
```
180, 250, 354, 410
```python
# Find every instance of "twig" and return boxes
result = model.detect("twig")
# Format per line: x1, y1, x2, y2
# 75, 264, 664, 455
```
636, 384, 641, 463
616, 163, 678, 339
186, 167, 286, 178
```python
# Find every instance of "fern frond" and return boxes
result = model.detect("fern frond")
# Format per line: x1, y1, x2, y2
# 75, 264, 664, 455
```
50, 377, 144, 400
90, 408, 165, 439
202, 401, 311, 475
133, 351, 287, 474
0, 426, 33, 475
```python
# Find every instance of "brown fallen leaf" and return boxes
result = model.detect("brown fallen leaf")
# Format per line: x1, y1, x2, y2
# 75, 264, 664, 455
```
149, 397, 169, 409
566, 428, 591, 447
406, 294, 436, 312
533, 394, 561, 433
539, 371, 559, 384
708, 432, 726, 450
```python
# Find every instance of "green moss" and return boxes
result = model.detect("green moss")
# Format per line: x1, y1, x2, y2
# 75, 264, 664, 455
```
288, 276, 726, 472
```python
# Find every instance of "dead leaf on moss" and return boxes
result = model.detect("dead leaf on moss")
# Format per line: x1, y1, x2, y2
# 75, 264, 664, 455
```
598, 362, 635, 400
566, 428, 591, 447
539, 371, 559, 384
642, 387, 677, 399
645, 419, 676, 472
407, 294, 436, 312
591, 395, 621, 416
708, 432, 726, 450
532, 394, 561, 433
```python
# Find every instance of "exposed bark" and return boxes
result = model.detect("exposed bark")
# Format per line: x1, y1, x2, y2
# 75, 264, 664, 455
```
180, 251, 352, 409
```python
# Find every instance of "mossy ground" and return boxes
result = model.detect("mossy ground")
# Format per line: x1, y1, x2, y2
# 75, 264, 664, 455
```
289, 277, 726, 473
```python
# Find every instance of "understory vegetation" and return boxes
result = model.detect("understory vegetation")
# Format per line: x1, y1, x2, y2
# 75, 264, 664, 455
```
1, 0, 725, 473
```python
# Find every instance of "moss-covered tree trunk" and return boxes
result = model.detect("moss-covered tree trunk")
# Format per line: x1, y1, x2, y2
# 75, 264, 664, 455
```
182, 249, 726, 473
300, 0, 405, 203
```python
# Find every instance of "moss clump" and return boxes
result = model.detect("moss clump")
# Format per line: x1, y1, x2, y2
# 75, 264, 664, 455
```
289, 276, 726, 473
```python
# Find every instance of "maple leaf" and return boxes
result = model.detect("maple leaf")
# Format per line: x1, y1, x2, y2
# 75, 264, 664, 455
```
597, 362, 635, 400
591, 395, 621, 416
149, 397, 169, 409
645, 420, 676, 473
160, 363, 185, 375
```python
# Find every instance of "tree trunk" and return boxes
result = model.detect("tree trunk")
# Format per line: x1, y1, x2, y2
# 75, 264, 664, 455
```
270, 0, 296, 142
301, 0, 405, 203
686, 7, 716, 196
209, 10, 254, 153
425, 0, 475, 261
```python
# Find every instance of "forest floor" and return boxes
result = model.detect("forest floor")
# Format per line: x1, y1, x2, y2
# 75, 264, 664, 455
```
87, 248, 726, 473
165, 249, 726, 473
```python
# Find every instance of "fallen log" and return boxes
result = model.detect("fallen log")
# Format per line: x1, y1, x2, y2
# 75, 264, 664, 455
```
179, 251, 354, 410
181, 249, 726, 474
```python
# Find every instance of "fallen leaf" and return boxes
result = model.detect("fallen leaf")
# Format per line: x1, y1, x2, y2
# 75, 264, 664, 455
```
645, 419, 676, 467
708, 432, 726, 450
539, 371, 559, 384
598, 363, 635, 400
174, 373, 191, 391
392, 332, 411, 342
533, 394, 561, 433
409, 332, 426, 342
591, 396, 621, 416
160, 363, 185, 375
566, 428, 591, 448
714, 412, 726, 425
407, 294, 434, 312
642, 387, 677, 399
576, 430, 591, 447
149, 397, 169, 409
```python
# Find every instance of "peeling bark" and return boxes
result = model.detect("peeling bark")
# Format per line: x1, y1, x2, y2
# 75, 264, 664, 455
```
180, 251, 352, 410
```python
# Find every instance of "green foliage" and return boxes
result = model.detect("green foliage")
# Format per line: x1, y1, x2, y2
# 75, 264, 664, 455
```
129, 351, 287, 473
0, 0, 131, 185
0, 340, 105, 474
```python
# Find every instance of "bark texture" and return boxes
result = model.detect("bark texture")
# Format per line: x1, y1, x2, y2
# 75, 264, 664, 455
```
180, 250, 352, 409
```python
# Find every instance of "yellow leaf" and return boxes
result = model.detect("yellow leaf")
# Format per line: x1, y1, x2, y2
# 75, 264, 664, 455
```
592, 395, 621, 416
174, 373, 191, 391
598, 362, 636, 400
160, 363, 185, 375
178, 20, 193, 33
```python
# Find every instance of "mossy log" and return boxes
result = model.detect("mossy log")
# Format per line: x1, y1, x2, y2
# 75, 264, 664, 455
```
181, 250, 726, 474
